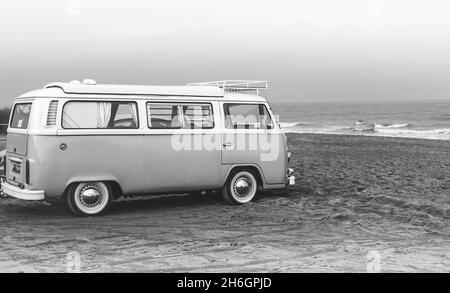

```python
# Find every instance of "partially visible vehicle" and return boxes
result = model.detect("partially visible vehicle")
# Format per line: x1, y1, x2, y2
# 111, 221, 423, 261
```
1, 79, 294, 216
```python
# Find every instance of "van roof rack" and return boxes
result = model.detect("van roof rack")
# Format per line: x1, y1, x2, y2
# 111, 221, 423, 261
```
187, 80, 268, 95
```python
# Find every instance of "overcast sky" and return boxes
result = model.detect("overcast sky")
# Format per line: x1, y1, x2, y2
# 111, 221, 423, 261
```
1, 0, 450, 105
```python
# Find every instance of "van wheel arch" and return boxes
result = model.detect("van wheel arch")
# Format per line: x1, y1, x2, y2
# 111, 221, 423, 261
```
225, 166, 264, 189
63, 180, 123, 200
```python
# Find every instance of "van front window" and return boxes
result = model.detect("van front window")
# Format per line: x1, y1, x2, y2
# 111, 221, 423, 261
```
10, 103, 32, 129
62, 101, 138, 129
224, 103, 274, 129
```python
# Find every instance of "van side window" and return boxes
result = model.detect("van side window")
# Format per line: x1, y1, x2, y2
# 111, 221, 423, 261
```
147, 103, 214, 129
224, 104, 274, 129
10, 103, 32, 129
62, 101, 138, 129
182, 104, 214, 129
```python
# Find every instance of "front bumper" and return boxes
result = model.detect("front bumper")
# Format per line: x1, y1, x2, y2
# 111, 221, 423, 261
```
0, 181, 45, 201
287, 168, 295, 185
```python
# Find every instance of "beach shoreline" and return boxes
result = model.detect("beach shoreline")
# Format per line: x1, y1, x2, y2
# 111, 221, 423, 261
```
272, 101, 450, 140
0, 133, 449, 272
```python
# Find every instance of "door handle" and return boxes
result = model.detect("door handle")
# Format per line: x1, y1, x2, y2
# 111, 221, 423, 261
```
223, 142, 234, 147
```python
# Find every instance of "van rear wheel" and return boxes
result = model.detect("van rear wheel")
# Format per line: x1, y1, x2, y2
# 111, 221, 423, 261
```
223, 170, 258, 204
66, 182, 112, 216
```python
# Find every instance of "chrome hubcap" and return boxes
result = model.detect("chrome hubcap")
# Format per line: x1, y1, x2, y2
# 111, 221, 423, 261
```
233, 176, 252, 197
79, 184, 103, 208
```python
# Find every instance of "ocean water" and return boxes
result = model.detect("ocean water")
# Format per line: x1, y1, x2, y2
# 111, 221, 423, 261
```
271, 101, 450, 140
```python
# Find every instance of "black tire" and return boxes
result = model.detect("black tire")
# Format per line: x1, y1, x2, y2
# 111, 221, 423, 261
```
222, 169, 259, 205
66, 182, 112, 216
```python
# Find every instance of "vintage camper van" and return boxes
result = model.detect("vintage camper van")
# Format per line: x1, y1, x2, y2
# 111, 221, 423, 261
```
0, 80, 294, 216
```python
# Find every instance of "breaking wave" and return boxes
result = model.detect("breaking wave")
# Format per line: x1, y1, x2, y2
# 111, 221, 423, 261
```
279, 122, 309, 128
280, 120, 450, 140
374, 123, 410, 129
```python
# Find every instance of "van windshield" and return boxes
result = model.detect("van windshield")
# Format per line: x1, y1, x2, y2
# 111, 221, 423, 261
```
10, 103, 32, 129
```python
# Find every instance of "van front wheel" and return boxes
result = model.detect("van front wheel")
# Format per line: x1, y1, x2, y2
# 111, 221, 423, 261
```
66, 182, 112, 216
223, 170, 258, 204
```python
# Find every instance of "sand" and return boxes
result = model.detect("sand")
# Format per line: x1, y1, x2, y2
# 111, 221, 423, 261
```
0, 133, 449, 272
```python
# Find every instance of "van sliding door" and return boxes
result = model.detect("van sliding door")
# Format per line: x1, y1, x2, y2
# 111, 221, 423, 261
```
143, 101, 221, 193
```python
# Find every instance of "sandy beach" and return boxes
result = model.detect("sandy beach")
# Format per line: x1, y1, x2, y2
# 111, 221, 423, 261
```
0, 133, 449, 272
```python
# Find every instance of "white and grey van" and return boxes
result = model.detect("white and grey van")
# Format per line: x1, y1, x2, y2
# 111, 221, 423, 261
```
0, 80, 294, 216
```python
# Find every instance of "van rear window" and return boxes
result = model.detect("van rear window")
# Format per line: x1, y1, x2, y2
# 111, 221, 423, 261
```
10, 103, 32, 129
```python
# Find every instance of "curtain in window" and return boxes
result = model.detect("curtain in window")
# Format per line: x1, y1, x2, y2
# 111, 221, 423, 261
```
169, 106, 182, 128
97, 102, 112, 128
129, 103, 138, 125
